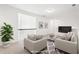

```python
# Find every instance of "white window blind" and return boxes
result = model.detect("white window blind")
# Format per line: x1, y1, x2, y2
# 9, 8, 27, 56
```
18, 13, 36, 30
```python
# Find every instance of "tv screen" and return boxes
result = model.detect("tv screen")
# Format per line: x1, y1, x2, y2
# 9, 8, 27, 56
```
58, 26, 72, 33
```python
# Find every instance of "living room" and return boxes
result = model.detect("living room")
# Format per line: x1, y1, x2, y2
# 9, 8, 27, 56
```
0, 4, 79, 54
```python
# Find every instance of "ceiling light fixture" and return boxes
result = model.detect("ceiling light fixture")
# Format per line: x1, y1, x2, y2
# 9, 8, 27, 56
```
45, 8, 55, 13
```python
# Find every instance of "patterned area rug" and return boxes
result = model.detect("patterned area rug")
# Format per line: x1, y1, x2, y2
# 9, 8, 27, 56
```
40, 48, 65, 54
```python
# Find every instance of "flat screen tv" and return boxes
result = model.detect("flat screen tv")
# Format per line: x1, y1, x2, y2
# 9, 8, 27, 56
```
58, 26, 72, 33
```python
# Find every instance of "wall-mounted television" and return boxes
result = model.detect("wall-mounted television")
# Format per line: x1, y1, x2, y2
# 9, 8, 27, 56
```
58, 26, 72, 33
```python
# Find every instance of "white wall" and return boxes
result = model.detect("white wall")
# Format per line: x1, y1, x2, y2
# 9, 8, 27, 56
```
0, 5, 18, 41
49, 7, 79, 33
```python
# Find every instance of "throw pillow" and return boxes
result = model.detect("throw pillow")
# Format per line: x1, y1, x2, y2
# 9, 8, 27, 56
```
36, 35, 43, 40
71, 33, 78, 42
65, 32, 73, 41
55, 32, 67, 40
28, 34, 36, 41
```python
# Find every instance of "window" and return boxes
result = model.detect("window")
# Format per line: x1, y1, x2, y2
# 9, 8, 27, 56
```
18, 13, 36, 30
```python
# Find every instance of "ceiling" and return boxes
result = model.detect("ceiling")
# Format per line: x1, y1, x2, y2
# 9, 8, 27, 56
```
9, 4, 79, 17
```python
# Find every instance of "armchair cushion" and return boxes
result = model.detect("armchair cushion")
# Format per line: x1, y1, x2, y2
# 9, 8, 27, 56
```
27, 34, 43, 41
28, 34, 36, 41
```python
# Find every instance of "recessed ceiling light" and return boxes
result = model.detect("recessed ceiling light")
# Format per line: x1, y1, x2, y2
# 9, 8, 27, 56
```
45, 8, 55, 13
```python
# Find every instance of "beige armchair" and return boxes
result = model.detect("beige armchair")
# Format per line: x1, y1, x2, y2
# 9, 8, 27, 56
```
55, 38, 77, 54
24, 38, 47, 53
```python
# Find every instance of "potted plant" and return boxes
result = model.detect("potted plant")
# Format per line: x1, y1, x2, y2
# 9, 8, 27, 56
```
0, 22, 13, 47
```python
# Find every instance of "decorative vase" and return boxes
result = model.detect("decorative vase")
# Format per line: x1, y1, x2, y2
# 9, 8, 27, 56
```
2, 41, 10, 48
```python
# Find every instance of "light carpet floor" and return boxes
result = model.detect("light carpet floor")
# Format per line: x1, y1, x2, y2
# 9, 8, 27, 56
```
0, 40, 30, 54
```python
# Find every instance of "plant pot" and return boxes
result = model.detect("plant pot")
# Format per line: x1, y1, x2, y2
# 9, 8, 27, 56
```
2, 41, 10, 48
